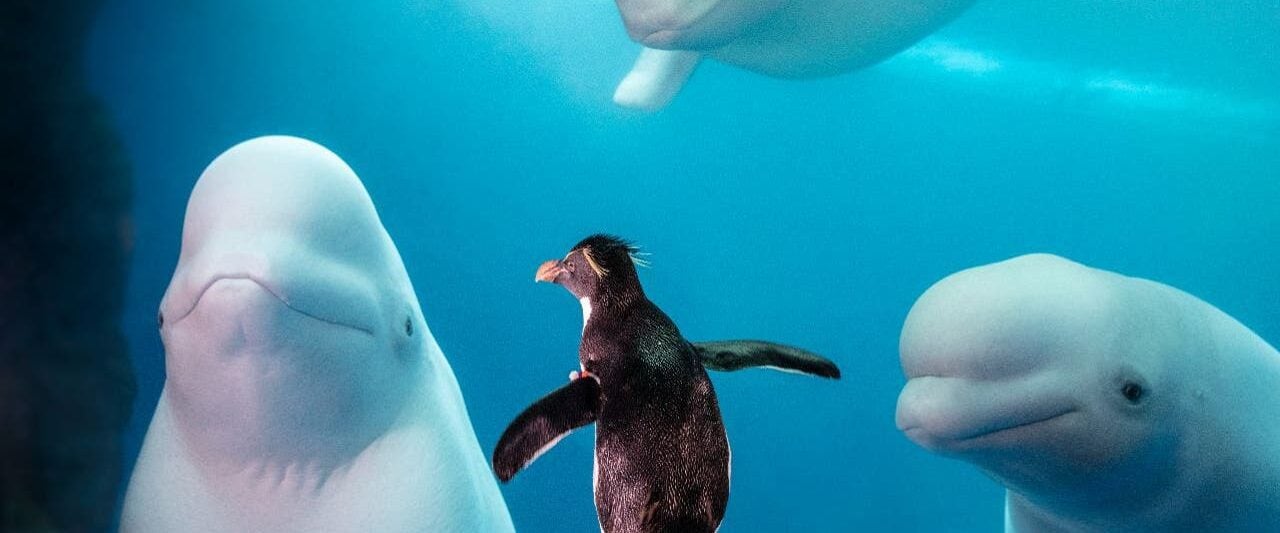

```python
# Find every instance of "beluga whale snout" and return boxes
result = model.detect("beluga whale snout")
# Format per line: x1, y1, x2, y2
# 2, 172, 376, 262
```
123, 136, 514, 532
896, 253, 1280, 531
897, 373, 1083, 455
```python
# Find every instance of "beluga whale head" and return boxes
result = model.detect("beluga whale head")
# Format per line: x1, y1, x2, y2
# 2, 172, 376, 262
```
895, 254, 1213, 526
896, 253, 1280, 530
126, 135, 513, 532
157, 136, 427, 467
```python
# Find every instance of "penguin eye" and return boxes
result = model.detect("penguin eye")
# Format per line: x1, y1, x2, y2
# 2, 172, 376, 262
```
404, 317, 414, 337
565, 260, 575, 272
1121, 381, 1144, 404
157, 311, 165, 329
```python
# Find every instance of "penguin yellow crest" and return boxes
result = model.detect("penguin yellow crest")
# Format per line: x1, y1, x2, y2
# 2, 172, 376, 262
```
580, 247, 609, 277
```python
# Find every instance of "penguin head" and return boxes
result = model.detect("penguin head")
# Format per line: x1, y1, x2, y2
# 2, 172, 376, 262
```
535, 234, 646, 304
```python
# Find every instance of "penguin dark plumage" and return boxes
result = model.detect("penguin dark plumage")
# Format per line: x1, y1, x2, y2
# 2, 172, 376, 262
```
493, 234, 839, 532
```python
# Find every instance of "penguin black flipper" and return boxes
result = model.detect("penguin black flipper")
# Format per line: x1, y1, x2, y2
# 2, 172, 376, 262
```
693, 340, 841, 379
492, 376, 601, 482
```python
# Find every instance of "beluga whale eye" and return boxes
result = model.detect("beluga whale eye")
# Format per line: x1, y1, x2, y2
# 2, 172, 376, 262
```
1121, 381, 1145, 404
157, 311, 164, 329
405, 316, 413, 337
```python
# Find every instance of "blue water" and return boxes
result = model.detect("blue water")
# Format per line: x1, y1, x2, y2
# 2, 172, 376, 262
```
88, 1, 1279, 531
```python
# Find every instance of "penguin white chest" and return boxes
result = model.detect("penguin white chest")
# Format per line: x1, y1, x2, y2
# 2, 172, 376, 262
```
579, 297, 592, 332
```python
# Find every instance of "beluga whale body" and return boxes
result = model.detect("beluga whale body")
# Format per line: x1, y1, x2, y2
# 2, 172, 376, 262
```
896, 254, 1280, 531
121, 136, 514, 532
610, 0, 977, 110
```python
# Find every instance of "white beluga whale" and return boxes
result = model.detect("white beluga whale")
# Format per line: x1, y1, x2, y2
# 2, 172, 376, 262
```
121, 136, 514, 532
610, 0, 977, 110
896, 254, 1280, 531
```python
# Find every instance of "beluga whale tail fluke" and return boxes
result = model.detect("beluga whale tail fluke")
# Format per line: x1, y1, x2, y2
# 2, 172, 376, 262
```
121, 136, 514, 532
610, 0, 977, 111
896, 253, 1280, 532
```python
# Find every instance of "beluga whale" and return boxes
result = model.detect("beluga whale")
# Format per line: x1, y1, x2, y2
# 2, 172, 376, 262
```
896, 254, 1280, 531
121, 136, 514, 532
610, 0, 977, 110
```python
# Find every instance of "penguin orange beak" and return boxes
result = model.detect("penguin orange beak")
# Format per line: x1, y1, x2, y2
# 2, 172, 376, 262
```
535, 260, 565, 283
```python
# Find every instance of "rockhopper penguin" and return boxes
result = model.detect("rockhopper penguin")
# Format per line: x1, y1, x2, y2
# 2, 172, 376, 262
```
493, 234, 839, 532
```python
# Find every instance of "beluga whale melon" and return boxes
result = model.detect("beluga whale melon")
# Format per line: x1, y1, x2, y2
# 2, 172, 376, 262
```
121, 136, 514, 532
610, 0, 977, 110
896, 253, 1280, 532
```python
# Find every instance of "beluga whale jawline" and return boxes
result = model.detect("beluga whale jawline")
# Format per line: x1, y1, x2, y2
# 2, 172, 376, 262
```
896, 253, 1280, 532
610, 0, 977, 111
121, 136, 514, 532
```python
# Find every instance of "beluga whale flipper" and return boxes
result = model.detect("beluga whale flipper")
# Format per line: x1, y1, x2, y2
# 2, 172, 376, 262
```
610, 0, 977, 110
896, 254, 1280, 532
121, 136, 514, 532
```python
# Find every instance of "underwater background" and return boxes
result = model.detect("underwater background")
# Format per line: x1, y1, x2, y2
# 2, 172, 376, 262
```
86, 0, 1278, 531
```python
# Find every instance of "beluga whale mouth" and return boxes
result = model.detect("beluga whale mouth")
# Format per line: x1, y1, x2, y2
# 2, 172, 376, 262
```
176, 273, 376, 335
954, 409, 1078, 443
